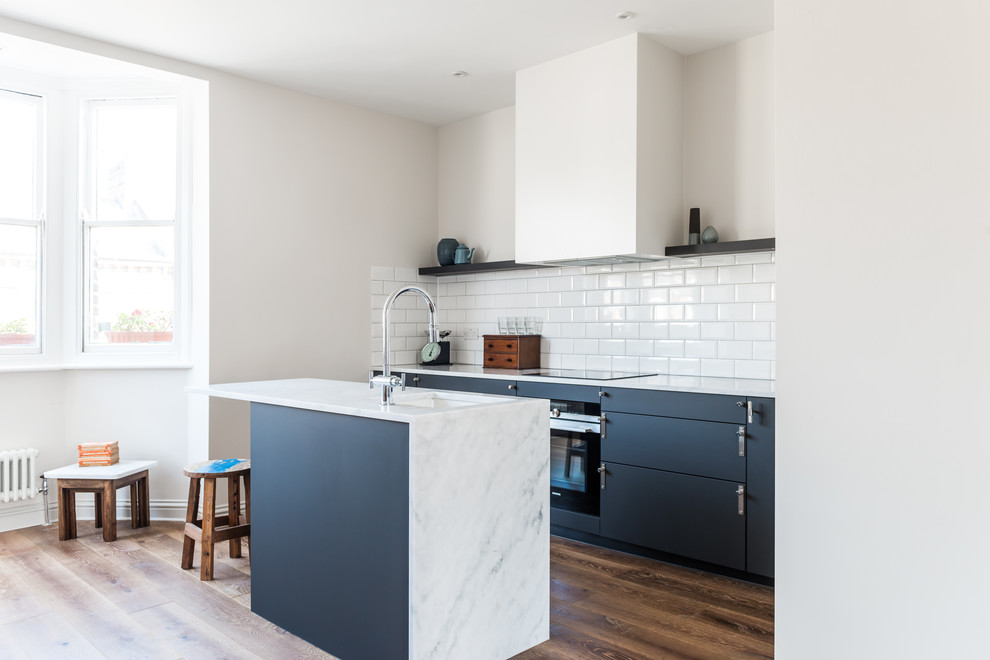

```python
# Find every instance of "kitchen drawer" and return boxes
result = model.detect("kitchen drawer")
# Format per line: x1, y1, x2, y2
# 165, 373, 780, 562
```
514, 380, 600, 403
601, 387, 745, 424
600, 463, 745, 570
482, 334, 540, 369
409, 373, 517, 396
602, 412, 745, 482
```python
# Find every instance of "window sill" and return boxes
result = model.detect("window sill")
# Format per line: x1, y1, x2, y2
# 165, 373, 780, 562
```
0, 361, 195, 374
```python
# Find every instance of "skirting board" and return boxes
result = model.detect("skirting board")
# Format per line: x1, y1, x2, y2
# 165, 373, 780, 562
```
0, 498, 227, 534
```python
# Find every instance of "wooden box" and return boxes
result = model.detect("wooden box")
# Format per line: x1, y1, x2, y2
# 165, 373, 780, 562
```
483, 334, 541, 369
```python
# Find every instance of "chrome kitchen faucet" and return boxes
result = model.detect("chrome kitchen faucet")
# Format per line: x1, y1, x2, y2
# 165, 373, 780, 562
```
370, 285, 439, 405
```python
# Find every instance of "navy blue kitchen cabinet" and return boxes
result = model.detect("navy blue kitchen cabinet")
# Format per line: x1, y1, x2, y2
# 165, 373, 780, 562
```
746, 397, 775, 578
398, 371, 774, 578
600, 462, 746, 569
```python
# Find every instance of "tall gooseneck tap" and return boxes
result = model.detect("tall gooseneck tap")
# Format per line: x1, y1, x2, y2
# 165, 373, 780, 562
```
370, 285, 439, 405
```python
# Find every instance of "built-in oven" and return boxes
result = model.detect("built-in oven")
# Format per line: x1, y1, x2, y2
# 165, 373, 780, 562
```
549, 399, 601, 517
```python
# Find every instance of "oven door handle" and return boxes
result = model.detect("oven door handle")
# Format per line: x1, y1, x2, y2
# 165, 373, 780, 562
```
549, 419, 600, 434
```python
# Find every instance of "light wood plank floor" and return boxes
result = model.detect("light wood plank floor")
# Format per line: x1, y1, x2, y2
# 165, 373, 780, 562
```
0, 521, 772, 659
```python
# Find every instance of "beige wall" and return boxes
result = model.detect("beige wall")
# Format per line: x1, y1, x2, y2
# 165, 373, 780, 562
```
685, 32, 774, 241
776, 1, 990, 657
208, 75, 438, 459
0, 16, 438, 524
438, 106, 515, 262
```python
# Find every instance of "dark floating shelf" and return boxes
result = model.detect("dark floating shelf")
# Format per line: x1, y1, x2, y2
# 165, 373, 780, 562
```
418, 260, 552, 276
419, 240, 775, 275
665, 238, 775, 258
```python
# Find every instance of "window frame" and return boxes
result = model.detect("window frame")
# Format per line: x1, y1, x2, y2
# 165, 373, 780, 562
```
0, 81, 48, 360
0, 71, 196, 371
77, 94, 181, 357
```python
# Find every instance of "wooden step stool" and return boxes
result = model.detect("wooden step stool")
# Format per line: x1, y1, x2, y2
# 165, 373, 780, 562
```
43, 460, 156, 542
180, 458, 251, 581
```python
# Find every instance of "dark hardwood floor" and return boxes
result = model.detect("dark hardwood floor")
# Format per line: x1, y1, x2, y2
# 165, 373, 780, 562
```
0, 521, 772, 659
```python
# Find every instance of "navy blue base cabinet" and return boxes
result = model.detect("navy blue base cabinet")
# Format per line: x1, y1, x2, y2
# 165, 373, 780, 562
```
250, 403, 410, 659
402, 370, 775, 579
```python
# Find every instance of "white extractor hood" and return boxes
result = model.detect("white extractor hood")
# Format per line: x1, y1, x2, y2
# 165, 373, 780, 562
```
514, 33, 684, 266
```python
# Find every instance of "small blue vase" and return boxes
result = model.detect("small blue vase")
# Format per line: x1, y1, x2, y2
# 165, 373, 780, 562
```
437, 238, 458, 266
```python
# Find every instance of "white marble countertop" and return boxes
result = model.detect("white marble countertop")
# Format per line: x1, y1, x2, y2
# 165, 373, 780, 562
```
187, 378, 531, 422
383, 363, 776, 398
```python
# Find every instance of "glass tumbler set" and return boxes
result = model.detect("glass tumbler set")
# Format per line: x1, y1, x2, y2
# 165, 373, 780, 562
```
497, 316, 542, 335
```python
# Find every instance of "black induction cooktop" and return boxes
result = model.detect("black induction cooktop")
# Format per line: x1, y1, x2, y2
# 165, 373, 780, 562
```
526, 369, 648, 381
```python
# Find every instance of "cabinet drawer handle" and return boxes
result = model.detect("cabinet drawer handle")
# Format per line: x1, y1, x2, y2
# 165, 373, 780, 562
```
737, 400, 754, 424
508, 384, 516, 391
736, 485, 745, 516
412, 376, 419, 383
598, 463, 606, 490
737, 426, 746, 457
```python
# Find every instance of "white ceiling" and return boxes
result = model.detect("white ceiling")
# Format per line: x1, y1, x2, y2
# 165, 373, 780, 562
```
0, 0, 773, 126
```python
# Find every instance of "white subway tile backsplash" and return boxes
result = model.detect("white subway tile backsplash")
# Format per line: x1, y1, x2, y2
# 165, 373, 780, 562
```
669, 322, 701, 340
600, 306, 625, 321
612, 288, 641, 305
560, 291, 586, 307
735, 251, 775, 264
669, 358, 701, 376
612, 323, 640, 339
586, 290, 612, 306
641, 323, 670, 339
371, 255, 774, 379
586, 323, 612, 339
505, 278, 528, 294
625, 271, 654, 288
685, 341, 717, 359
701, 255, 736, 267
654, 305, 685, 321
718, 303, 754, 322
642, 288, 670, 304
735, 283, 773, 303
600, 273, 626, 289
684, 304, 718, 322
626, 339, 654, 356
626, 305, 654, 322
718, 265, 754, 285
701, 285, 735, 304
600, 339, 626, 356
735, 360, 773, 380
685, 267, 718, 285
525, 278, 549, 293
655, 270, 685, 287
670, 286, 702, 303
701, 359, 735, 378
718, 341, 753, 360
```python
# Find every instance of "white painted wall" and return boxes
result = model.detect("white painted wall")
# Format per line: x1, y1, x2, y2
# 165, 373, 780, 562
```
0, 16, 438, 528
438, 106, 515, 263
440, 33, 774, 257
685, 32, 774, 242
776, 2, 990, 658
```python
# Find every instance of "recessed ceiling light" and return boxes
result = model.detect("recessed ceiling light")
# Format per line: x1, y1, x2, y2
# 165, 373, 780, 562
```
616, 11, 635, 20
451, 71, 469, 78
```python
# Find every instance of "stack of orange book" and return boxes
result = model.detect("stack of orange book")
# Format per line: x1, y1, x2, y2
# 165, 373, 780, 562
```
78, 441, 119, 467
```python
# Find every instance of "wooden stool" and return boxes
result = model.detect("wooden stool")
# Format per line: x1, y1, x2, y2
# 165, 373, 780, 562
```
181, 458, 251, 581
43, 460, 156, 542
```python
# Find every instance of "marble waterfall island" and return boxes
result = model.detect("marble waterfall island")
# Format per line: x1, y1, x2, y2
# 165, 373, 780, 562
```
189, 378, 550, 660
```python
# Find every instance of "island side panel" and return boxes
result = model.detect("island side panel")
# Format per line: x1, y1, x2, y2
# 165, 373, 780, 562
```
409, 398, 550, 660
250, 403, 410, 660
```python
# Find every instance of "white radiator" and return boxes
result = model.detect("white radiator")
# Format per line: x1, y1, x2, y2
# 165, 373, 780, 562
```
0, 448, 38, 503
